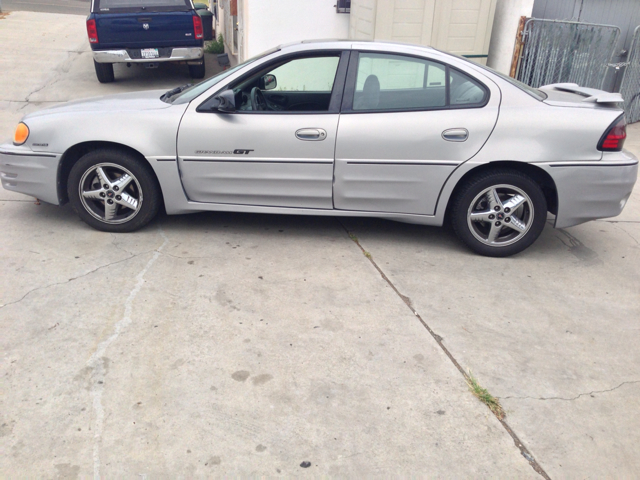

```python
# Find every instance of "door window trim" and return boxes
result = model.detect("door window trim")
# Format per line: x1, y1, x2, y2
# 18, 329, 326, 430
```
341, 51, 490, 114
196, 50, 350, 115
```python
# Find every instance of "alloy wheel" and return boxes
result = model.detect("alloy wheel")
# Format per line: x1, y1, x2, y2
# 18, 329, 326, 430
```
78, 163, 143, 224
466, 184, 534, 247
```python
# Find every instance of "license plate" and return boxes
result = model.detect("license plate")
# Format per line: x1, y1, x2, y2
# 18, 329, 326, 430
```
141, 48, 159, 59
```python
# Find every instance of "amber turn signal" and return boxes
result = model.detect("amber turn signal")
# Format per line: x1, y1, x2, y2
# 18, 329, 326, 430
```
14, 122, 30, 145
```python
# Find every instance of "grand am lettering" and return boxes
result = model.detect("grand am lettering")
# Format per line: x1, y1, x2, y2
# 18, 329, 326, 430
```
194, 150, 254, 155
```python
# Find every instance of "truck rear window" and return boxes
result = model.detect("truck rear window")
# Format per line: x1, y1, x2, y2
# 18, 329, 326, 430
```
95, 0, 191, 12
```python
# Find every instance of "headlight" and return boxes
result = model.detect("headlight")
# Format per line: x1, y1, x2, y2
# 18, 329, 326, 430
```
14, 122, 30, 146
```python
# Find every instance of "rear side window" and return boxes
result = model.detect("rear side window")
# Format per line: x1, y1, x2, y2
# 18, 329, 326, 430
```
449, 69, 486, 105
352, 52, 487, 112
95, 0, 190, 12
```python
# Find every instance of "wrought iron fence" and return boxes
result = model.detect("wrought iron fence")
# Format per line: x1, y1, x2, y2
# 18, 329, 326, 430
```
517, 19, 620, 90
620, 26, 640, 123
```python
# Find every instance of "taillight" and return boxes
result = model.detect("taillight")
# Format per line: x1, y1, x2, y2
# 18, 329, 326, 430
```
193, 15, 203, 40
87, 19, 99, 44
598, 115, 626, 152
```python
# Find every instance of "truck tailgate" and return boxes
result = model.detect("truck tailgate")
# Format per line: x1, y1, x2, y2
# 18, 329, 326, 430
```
95, 11, 200, 48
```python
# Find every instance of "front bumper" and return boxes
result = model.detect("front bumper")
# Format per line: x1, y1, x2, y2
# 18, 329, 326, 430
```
93, 47, 204, 64
542, 151, 639, 228
0, 144, 61, 205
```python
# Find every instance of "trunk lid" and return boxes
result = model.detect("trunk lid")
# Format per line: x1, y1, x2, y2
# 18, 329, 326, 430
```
95, 11, 200, 49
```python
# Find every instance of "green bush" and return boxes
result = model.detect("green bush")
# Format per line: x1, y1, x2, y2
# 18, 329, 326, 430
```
205, 34, 225, 54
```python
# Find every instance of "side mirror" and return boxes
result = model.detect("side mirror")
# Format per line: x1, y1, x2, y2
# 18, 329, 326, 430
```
261, 74, 277, 91
212, 89, 236, 112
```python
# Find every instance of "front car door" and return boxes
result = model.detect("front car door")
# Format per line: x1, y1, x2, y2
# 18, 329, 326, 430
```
177, 50, 348, 209
334, 47, 500, 215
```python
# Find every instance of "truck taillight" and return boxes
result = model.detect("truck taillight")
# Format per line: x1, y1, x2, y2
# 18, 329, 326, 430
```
598, 115, 626, 152
193, 15, 203, 40
87, 19, 99, 44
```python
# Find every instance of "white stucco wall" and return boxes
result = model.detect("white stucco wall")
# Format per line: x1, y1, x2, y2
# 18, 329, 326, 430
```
243, 0, 350, 61
486, 0, 534, 74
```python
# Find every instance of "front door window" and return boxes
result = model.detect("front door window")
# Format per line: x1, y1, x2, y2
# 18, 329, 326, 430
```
233, 55, 341, 112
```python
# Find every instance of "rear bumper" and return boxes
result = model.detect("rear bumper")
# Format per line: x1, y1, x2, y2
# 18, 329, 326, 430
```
93, 47, 204, 64
542, 151, 638, 228
0, 144, 61, 205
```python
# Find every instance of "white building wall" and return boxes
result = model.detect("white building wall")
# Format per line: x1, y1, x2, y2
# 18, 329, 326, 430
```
349, 0, 378, 40
432, 0, 497, 63
242, 0, 350, 61
486, 0, 534, 74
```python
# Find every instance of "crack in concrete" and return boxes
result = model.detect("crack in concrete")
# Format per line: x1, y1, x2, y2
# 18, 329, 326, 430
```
24, 77, 62, 103
338, 220, 551, 480
0, 250, 155, 309
160, 251, 214, 260
612, 224, 640, 246
19, 49, 83, 105
501, 381, 640, 401
87, 228, 169, 479
110, 233, 136, 256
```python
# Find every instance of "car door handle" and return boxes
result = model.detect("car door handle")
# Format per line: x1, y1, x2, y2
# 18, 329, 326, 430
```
296, 128, 327, 141
442, 128, 469, 142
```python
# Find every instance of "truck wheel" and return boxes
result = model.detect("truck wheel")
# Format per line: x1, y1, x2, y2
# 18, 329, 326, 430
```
188, 58, 206, 79
450, 170, 547, 257
67, 149, 161, 232
94, 60, 115, 83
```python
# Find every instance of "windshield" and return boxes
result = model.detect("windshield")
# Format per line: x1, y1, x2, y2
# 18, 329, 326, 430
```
442, 51, 547, 101
171, 47, 280, 104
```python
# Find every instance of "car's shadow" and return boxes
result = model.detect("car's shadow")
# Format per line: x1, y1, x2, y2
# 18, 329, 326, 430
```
18, 201, 564, 258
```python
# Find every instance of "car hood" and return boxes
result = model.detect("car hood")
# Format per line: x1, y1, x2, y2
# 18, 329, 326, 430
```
24, 90, 172, 119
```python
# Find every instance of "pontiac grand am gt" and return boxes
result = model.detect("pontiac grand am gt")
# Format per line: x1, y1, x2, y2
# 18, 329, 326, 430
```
1, 41, 637, 256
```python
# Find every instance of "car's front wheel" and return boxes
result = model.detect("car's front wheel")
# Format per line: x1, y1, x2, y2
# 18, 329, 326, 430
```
450, 170, 547, 257
67, 149, 161, 232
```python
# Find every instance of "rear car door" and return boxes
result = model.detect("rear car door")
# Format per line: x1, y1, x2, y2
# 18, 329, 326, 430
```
177, 51, 348, 209
334, 50, 500, 215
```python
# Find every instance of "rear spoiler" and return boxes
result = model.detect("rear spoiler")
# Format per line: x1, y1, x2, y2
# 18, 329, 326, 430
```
539, 83, 623, 104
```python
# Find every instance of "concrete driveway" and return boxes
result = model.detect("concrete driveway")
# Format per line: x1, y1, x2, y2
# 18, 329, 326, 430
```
1, 11, 639, 478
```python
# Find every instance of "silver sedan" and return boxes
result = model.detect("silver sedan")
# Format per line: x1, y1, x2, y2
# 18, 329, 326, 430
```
1, 41, 637, 256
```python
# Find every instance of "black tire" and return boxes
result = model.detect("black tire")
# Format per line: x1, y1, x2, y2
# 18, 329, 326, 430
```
67, 149, 161, 233
188, 57, 206, 79
450, 169, 547, 257
94, 60, 115, 83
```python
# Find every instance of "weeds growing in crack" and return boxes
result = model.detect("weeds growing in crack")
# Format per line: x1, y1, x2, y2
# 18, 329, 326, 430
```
348, 232, 358, 242
467, 371, 505, 419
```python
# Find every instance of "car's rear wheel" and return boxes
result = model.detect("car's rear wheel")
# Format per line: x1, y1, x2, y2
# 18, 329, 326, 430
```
188, 57, 206, 79
67, 149, 160, 232
94, 60, 115, 83
451, 170, 547, 257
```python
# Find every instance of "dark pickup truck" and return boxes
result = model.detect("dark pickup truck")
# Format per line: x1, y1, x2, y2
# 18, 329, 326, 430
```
86, 0, 206, 83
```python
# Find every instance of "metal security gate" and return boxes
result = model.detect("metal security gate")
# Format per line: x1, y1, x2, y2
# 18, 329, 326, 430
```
620, 26, 640, 123
532, 0, 640, 93
517, 19, 620, 90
